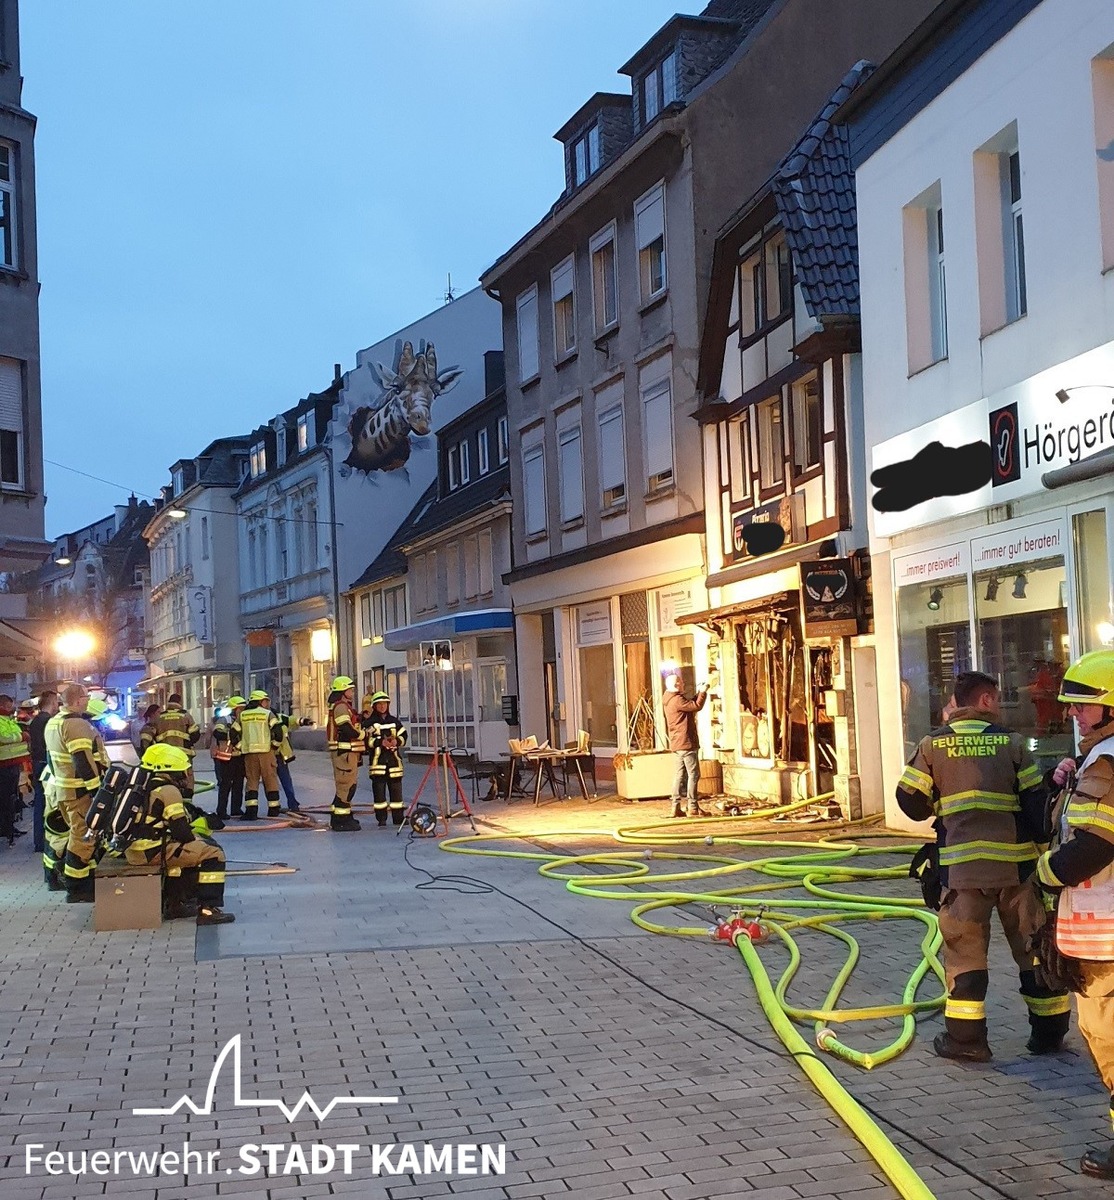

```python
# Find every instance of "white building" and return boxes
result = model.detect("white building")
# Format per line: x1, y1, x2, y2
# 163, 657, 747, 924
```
845, 0, 1114, 826
143, 437, 250, 720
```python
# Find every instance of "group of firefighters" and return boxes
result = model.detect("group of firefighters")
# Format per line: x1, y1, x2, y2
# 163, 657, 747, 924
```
324, 676, 408, 831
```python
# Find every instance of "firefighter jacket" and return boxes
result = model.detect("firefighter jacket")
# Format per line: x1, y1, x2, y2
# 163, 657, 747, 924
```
232, 705, 281, 755
1037, 727, 1114, 961
153, 705, 201, 757
327, 699, 364, 752
0, 714, 26, 766
897, 706, 1047, 889
367, 714, 407, 778
275, 712, 295, 762
210, 717, 238, 762
43, 709, 102, 795
127, 779, 196, 852
138, 721, 158, 753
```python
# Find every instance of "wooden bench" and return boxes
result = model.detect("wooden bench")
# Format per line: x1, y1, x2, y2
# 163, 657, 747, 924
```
93, 856, 162, 932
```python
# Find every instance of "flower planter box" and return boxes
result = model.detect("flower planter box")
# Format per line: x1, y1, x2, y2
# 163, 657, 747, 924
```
614, 751, 676, 800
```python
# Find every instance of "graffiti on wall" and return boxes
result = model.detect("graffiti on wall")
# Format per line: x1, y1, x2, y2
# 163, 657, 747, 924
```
339, 340, 463, 477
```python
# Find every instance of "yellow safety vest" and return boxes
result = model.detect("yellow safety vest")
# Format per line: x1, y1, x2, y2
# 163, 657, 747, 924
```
238, 707, 273, 755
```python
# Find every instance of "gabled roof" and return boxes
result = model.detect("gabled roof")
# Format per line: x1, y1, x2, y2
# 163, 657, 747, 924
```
402, 466, 511, 548
348, 483, 437, 592
771, 60, 874, 319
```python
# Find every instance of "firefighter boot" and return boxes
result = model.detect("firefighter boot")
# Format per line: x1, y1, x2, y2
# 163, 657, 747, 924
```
1081, 1144, 1114, 1179
331, 815, 361, 832
933, 1031, 992, 1063
196, 906, 236, 925
65, 882, 95, 904
43, 863, 64, 892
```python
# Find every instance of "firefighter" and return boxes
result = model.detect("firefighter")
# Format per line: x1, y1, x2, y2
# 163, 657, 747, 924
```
1034, 651, 1114, 1179
897, 669, 1066, 1062
211, 696, 246, 821
42, 683, 103, 902
0, 693, 27, 844
152, 693, 201, 796
127, 744, 235, 925
366, 691, 407, 827
232, 690, 283, 819
327, 676, 362, 831
137, 703, 161, 756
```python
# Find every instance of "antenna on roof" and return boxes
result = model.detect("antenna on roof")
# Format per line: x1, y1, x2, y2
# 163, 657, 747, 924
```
443, 273, 456, 305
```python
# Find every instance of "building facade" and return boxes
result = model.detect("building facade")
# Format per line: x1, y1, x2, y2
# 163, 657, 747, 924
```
0, 0, 46, 576
845, 0, 1114, 826
482, 0, 937, 782
143, 437, 250, 722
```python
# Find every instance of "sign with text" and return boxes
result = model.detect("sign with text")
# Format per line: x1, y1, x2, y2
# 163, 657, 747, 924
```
575, 601, 611, 646
656, 583, 696, 636
188, 586, 213, 645
971, 517, 1066, 572
893, 543, 970, 589
800, 559, 858, 638
730, 494, 804, 562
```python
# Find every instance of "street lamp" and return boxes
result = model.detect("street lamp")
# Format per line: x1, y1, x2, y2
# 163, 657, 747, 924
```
54, 630, 95, 661
167, 508, 188, 520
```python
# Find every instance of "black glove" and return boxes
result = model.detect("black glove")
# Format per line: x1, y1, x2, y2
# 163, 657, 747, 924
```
167, 816, 194, 844
1028, 914, 1085, 993
909, 842, 942, 911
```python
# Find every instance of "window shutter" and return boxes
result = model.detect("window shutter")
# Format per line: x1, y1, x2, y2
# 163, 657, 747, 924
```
558, 427, 583, 522
598, 407, 625, 493
478, 530, 493, 595
517, 288, 539, 381
523, 448, 546, 535
643, 382, 673, 481
551, 257, 574, 302
0, 357, 22, 433
636, 186, 665, 251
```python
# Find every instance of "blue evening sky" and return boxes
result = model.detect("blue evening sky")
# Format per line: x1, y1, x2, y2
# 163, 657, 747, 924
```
21, 0, 680, 537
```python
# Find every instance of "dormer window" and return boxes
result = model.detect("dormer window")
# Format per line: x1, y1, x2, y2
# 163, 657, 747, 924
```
642, 49, 678, 125
572, 124, 600, 187
297, 413, 309, 452
171, 467, 184, 496
250, 441, 266, 479
275, 422, 287, 466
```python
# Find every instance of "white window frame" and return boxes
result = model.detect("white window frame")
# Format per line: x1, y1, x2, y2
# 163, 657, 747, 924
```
371, 587, 385, 636
590, 222, 618, 334
1004, 148, 1026, 321
635, 183, 667, 303
448, 445, 459, 491
557, 424, 584, 525
928, 204, 948, 362
572, 123, 600, 187
516, 286, 540, 382
250, 441, 266, 479
383, 582, 406, 632
641, 378, 674, 493
171, 467, 184, 495
297, 413, 309, 452
497, 417, 510, 464
459, 439, 471, 485
464, 535, 479, 599
478, 428, 490, 475
0, 356, 21, 490
360, 592, 373, 643
523, 444, 547, 538
790, 374, 822, 476
0, 141, 16, 270
551, 255, 577, 357
757, 396, 785, 491
598, 404, 627, 509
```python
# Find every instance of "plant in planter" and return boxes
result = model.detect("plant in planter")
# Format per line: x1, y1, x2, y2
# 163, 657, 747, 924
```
613, 694, 674, 800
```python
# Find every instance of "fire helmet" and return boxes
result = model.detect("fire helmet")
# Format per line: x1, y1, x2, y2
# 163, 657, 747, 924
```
141, 744, 192, 774
1058, 650, 1114, 707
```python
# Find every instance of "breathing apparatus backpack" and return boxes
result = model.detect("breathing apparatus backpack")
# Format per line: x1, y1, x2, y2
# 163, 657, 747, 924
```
84, 762, 156, 852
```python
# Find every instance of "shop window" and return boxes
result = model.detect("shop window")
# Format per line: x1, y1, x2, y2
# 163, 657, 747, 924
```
1074, 509, 1112, 652
478, 660, 507, 723
620, 591, 654, 750
576, 602, 617, 747
734, 611, 805, 763
897, 576, 971, 751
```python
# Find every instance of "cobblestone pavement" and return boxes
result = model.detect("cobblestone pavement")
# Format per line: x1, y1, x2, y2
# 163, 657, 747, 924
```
0, 749, 1109, 1199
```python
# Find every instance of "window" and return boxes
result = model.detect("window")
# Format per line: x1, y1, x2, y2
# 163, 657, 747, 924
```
0, 355, 23, 489
739, 229, 792, 340
516, 286, 539, 382
598, 404, 627, 508
297, 413, 309, 452
642, 49, 678, 125
1005, 150, 1026, 320
523, 445, 547, 537
974, 128, 1027, 331
383, 583, 406, 632
448, 444, 459, 491
551, 256, 576, 356
590, 223, 618, 333
276, 514, 288, 575
1093, 50, 1114, 270
200, 516, 209, 561
757, 396, 785, 490
371, 588, 384, 635
446, 543, 460, 605
497, 417, 509, 464
292, 503, 304, 573
478, 530, 494, 595
0, 141, 16, 269
558, 425, 584, 524
459, 439, 471, 484
635, 184, 666, 302
276, 423, 287, 466
171, 467, 184, 495
571, 123, 600, 187
359, 592, 372, 642
903, 184, 948, 371
790, 374, 822, 475
478, 429, 489, 474
305, 500, 317, 565
642, 379, 674, 492
464, 536, 479, 598
929, 205, 948, 360
250, 441, 266, 478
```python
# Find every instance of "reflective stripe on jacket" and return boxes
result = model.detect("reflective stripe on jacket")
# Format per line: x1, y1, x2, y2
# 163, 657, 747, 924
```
327, 701, 364, 752
0, 714, 26, 763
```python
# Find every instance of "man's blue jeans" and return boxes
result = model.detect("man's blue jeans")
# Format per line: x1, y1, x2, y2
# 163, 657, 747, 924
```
276, 756, 299, 808
672, 750, 700, 803
32, 762, 46, 852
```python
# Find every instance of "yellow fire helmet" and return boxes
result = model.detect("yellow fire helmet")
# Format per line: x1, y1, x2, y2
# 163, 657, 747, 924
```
249, 689, 269, 701
1057, 649, 1114, 707
331, 676, 354, 692
141, 744, 192, 774
226, 695, 247, 708
85, 697, 108, 718
370, 691, 390, 705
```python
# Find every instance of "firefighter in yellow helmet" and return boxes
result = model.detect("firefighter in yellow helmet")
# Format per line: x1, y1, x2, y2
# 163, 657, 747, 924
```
326, 676, 362, 831
231, 690, 283, 819
896, 669, 1065, 1062
131, 744, 234, 925
365, 691, 407, 827
1032, 651, 1114, 1179
42, 683, 103, 902
211, 696, 246, 820
152, 693, 201, 796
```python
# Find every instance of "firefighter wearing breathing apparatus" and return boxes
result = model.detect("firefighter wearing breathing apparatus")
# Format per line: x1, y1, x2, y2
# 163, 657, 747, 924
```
211, 696, 246, 820
1031, 651, 1114, 1179
124, 744, 234, 925
42, 684, 103, 903
232, 691, 283, 820
327, 676, 362, 831
151, 693, 201, 797
897, 670, 1068, 1063
365, 691, 407, 827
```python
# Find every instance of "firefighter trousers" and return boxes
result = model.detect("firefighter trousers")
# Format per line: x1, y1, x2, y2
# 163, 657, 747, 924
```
330, 751, 359, 818
243, 752, 280, 817
126, 835, 227, 908
371, 775, 404, 826
51, 784, 98, 895
1077, 959, 1114, 1131
939, 884, 1070, 1046
215, 757, 245, 818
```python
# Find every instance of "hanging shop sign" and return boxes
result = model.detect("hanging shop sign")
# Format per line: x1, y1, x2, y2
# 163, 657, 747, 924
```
730, 494, 804, 562
188, 586, 213, 645
800, 559, 858, 638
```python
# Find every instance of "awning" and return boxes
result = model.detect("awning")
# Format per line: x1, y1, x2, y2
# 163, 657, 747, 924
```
675, 591, 797, 629
384, 608, 514, 652
0, 618, 42, 674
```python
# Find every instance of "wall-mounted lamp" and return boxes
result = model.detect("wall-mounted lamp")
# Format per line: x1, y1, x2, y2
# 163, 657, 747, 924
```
167, 507, 188, 520
984, 577, 1000, 602
927, 587, 943, 611
309, 628, 333, 662
1012, 573, 1028, 599
1055, 384, 1114, 404
1097, 621, 1114, 647
53, 556, 71, 566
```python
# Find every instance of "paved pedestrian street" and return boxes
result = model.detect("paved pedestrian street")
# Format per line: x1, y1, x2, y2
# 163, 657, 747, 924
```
0, 750, 1109, 1200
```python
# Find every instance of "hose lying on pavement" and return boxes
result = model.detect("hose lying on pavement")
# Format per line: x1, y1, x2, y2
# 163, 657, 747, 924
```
440, 799, 943, 1200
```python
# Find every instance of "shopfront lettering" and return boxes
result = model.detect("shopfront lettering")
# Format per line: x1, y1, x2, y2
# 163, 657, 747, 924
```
898, 553, 962, 582
1021, 399, 1114, 471
972, 527, 1062, 567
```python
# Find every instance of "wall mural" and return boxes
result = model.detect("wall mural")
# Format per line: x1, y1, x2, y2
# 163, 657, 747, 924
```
339, 340, 463, 477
